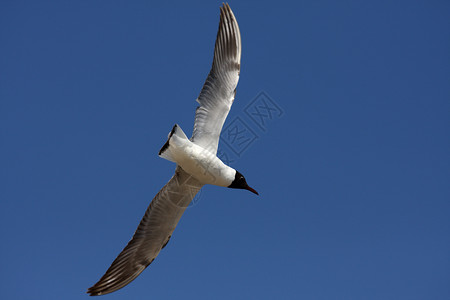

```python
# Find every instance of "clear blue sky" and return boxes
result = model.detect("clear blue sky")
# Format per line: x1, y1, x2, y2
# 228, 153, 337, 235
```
1, 1, 449, 299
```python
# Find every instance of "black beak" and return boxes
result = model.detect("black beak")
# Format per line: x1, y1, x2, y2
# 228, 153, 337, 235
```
245, 185, 259, 195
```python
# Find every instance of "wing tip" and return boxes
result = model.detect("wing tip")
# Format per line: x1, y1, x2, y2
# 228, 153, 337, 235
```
213, 2, 241, 71
86, 251, 158, 296
86, 285, 104, 296
87, 280, 115, 296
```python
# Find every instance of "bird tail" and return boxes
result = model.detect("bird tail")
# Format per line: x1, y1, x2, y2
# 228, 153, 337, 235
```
158, 124, 188, 163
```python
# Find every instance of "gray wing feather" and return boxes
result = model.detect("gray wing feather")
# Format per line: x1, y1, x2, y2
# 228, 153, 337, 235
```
87, 166, 203, 296
192, 4, 241, 154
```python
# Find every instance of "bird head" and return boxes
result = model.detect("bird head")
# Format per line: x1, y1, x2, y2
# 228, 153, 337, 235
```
228, 170, 258, 195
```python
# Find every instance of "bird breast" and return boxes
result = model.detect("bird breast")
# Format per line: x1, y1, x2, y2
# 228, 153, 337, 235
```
171, 138, 235, 187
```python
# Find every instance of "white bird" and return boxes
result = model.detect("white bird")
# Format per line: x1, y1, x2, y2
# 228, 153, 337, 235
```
87, 4, 257, 296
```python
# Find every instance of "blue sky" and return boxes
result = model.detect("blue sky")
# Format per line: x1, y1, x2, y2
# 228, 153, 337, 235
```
1, 0, 449, 299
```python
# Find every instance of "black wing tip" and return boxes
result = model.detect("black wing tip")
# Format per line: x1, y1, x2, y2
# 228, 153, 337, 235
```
221, 3, 231, 11
220, 3, 235, 22
213, 2, 241, 71
86, 291, 99, 296
219, 3, 232, 22
86, 286, 104, 296
87, 282, 115, 296
87, 255, 156, 296
86, 279, 125, 296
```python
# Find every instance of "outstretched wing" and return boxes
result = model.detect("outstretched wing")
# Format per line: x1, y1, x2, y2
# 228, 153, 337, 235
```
191, 4, 241, 155
87, 167, 203, 296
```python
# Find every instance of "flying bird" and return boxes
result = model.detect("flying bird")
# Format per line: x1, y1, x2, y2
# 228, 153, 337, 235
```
87, 3, 257, 296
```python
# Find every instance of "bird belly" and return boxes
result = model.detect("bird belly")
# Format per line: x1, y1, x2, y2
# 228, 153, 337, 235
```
172, 140, 234, 186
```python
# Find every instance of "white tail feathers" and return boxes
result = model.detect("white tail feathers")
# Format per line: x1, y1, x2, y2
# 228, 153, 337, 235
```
158, 124, 189, 163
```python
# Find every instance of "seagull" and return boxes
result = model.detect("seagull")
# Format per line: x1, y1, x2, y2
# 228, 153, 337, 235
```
87, 3, 257, 296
